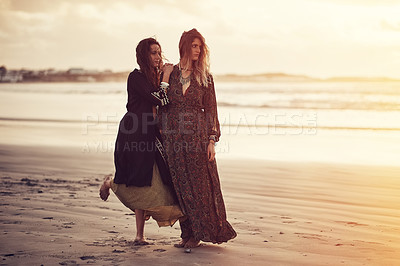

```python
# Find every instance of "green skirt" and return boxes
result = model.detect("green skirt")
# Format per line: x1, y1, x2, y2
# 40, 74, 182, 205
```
111, 163, 184, 227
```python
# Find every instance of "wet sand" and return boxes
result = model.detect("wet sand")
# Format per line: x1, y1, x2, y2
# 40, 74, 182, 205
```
1, 144, 400, 265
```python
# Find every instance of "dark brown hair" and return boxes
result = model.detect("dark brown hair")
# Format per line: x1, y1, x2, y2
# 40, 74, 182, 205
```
179, 28, 210, 86
136, 37, 162, 88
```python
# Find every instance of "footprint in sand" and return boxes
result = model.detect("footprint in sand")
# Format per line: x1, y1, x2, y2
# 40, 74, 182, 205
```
59, 260, 77, 266
80, 256, 96, 260
294, 232, 327, 241
86, 241, 107, 247
112, 249, 125, 253
280, 216, 298, 224
335, 221, 368, 227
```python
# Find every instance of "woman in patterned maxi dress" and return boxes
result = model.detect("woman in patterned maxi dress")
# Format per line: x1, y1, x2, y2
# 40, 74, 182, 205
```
159, 29, 237, 249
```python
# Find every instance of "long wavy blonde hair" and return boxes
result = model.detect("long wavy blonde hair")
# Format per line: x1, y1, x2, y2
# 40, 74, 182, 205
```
179, 29, 210, 87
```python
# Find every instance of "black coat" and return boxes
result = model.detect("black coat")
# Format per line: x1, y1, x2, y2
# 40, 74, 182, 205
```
113, 69, 171, 187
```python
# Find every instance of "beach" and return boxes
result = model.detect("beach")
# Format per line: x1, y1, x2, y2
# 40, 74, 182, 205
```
1, 143, 400, 265
1, 81, 400, 265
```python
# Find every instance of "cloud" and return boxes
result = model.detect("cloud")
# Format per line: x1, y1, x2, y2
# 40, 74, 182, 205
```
0, 0, 218, 70
1, 0, 400, 77
2, 0, 207, 17
3, 0, 60, 13
381, 20, 400, 31
309, 0, 400, 6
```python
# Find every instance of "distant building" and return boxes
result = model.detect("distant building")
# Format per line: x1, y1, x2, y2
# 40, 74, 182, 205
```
0, 67, 23, 83
67, 68, 85, 75
85, 69, 100, 75
0, 66, 6, 79
46, 68, 60, 75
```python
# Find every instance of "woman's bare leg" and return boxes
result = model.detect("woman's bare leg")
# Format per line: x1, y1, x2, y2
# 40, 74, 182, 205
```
133, 209, 148, 245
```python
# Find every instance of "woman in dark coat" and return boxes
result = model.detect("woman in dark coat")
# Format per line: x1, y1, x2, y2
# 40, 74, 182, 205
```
159, 29, 237, 249
100, 38, 183, 245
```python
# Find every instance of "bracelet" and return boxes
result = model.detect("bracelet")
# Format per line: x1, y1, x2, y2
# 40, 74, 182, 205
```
208, 135, 217, 142
160, 82, 169, 89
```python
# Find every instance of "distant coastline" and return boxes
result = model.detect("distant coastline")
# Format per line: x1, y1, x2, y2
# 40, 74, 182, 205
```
0, 66, 129, 83
1, 66, 399, 83
214, 73, 400, 83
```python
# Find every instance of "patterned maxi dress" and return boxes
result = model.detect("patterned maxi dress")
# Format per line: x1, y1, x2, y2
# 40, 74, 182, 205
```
159, 66, 237, 243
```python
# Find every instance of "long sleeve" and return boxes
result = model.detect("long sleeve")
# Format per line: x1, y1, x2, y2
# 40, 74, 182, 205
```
203, 75, 221, 142
128, 70, 169, 108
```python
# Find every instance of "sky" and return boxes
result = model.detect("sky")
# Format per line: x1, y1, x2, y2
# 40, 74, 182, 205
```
1, 0, 400, 78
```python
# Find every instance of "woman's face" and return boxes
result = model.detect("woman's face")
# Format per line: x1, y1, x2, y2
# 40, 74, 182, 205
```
149, 44, 161, 68
191, 38, 202, 61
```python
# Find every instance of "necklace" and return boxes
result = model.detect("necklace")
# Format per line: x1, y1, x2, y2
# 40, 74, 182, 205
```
179, 70, 191, 86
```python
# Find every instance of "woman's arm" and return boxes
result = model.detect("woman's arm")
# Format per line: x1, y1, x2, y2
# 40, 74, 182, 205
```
204, 75, 221, 141
130, 65, 172, 107
204, 75, 220, 161
151, 64, 173, 106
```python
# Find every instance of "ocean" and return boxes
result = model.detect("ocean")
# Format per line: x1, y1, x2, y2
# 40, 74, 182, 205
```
0, 81, 399, 166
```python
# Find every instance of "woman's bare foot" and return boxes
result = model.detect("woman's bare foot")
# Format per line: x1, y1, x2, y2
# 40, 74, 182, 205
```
184, 237, 200, 248
99, 175, 111, 201
133, 237, 149, 246
174, 238, 190, 248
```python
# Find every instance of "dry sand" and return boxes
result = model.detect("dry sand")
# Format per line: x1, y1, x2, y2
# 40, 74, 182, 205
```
1, 144, 400, 265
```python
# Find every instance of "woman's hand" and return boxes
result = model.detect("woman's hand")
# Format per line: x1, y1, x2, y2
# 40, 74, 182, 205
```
207, 141, 216, 162
162, 63, 173, 75
162, 63, 173, 83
